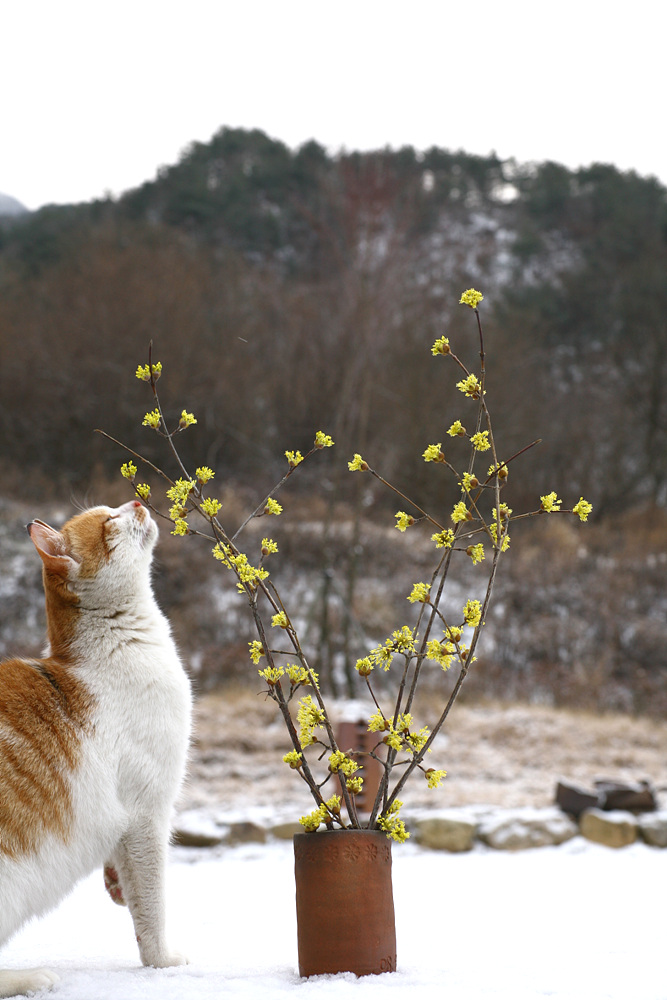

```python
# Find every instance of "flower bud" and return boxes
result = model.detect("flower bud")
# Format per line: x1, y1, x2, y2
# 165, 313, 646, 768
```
356, 658, 373, 676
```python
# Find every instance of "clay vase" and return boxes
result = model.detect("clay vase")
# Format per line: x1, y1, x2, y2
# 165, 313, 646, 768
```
294, 829, 396, 977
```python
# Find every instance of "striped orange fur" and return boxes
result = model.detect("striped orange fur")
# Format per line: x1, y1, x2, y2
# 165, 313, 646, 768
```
0, 658, 93, 858
0, 509, 111, 859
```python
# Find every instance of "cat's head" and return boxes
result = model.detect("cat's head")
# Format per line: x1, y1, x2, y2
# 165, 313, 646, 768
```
27, 501, 158, 607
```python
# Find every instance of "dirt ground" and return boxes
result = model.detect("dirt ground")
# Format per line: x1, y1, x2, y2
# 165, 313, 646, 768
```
180, 688, 667, 818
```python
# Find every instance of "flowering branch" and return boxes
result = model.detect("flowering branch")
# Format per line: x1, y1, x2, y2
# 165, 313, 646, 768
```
103, 288, 592, 842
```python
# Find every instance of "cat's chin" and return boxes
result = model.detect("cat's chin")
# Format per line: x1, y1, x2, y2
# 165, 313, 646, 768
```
138, 514, 159, 549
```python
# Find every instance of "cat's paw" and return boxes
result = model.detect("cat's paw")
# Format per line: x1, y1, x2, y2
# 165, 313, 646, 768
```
0, 967, 60, 997
103, 864, 127, 906
145, 951, 190, 969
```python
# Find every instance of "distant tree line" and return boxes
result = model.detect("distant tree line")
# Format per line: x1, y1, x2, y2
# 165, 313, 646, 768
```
1, 128, 666, 517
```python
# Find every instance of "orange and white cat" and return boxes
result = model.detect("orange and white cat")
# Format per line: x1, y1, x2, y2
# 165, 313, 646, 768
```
0, 500, 192, 998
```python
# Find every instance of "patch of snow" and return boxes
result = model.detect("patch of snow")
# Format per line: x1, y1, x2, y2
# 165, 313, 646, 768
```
2, 839, 665, 999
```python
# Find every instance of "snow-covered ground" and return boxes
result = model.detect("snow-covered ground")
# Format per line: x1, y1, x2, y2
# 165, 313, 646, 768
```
3, 837, 665, 1000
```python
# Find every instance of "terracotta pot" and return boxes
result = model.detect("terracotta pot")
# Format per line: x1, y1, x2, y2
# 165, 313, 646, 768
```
294, 829, 396, 977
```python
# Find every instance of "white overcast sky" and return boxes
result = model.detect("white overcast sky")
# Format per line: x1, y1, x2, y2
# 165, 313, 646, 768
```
2, 0, 666, 211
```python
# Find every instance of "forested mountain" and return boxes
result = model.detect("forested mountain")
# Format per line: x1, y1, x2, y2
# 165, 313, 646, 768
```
0, 193, 27, 217
1, 127, 666, 517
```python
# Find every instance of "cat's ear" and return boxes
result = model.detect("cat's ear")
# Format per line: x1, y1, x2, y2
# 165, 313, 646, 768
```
27, 520, 78, 577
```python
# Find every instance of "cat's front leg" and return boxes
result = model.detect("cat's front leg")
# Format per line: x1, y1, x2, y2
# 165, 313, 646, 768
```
113, 825, 187, 969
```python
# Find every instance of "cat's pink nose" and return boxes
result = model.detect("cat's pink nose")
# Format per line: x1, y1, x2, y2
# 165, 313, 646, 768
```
131, 500, 142, 508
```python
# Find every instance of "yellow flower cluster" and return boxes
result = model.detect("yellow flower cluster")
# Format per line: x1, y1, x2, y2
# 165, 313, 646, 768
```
426, 638, 456, 670
248, 640, 265, 664
271, 611, 289, 629
196, 466, 215, 483
142, 409, 161, 429
296, 695, 326, 748
200, 497, 222, 518
451, 500, 471, 523
496, 502, 512, 520
467, 542, 485, 565
573, 497, 593, 521
120, 462, 137, 481
135, 362, 162, 381
489, 521, 511, 551
213, 544, 269, 590
285, 450, 304, 467
314, 431, 334, 448
463, 599, 482, 627
346, 776, 364, 794
456, 374, 482, 398
355, 656, 374, 676
368, 710, 389, 733
135, 483, 151, 500
384, 730, 404, 752
488, 461, 508, 481
431, 336, 450, 356
540, 492, 562, 512
360, 626, 417, 676
459, 288, 484, 309
258, 666, 284, 685
167, 478, 196, 503
423, 443, 444, 463
299, 795, 341, 831
447, 420, 466, 437
283, 750, 302, 769
470, 430, 491, 452
394, 511, 414, 532
261, 537, 279, 555
179, 410, 197, 428
431, 528, 455, 548
407, 582, 431, 604
264, 498, 283, 515
378, 801, 409, 842
285, 664, 318, 687
390, 625, 417, 653
425, 768, 447, 789
368, 711, 429, 756
404, 725, 431, 754
328, 751, 359, 777
348, 453, 368, 471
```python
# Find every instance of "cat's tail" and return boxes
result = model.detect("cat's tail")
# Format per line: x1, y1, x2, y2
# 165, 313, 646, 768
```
103, 864, 127, 906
